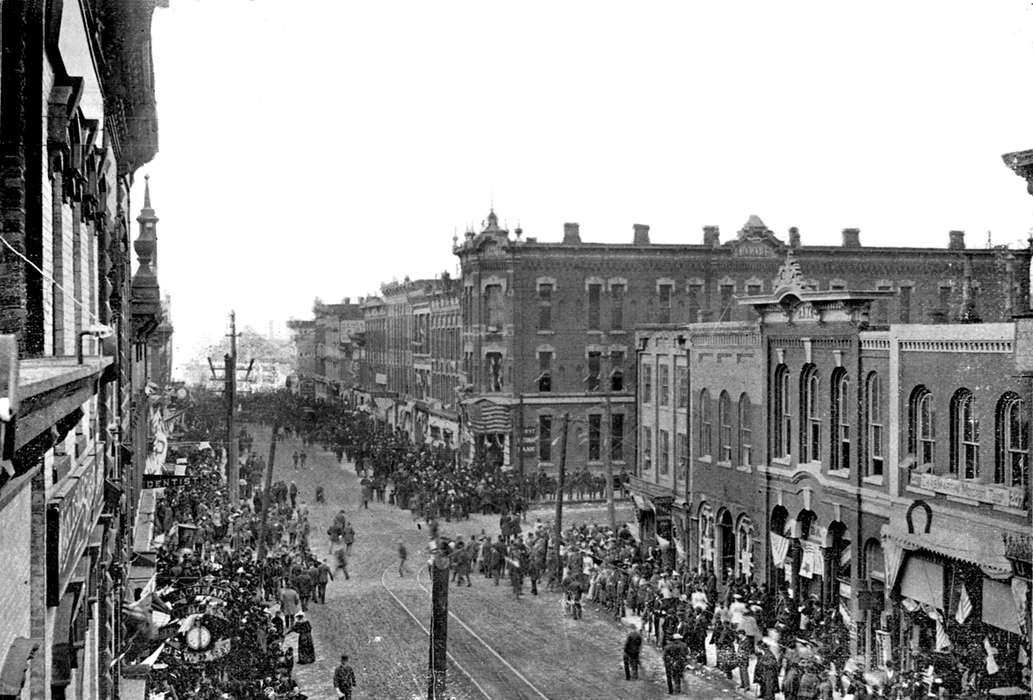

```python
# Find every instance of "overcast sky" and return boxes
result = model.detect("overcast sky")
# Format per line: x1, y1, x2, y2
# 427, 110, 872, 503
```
134, 0, 1033, 369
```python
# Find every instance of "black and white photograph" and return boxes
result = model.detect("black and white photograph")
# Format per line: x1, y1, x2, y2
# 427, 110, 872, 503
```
0, 1, 1030, 698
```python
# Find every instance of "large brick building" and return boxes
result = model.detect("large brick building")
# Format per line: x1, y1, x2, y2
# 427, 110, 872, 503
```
287, 299, 363, 400
631, 252, 1032, 674
454, 208, 1029, 477
0, 2, 166, 698
357, 275, 463, 447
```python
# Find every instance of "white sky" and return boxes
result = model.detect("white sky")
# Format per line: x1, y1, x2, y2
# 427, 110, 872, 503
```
133, 0, 1033, 367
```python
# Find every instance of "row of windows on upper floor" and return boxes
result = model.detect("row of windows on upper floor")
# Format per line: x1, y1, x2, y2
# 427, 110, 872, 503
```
769, 366, 1028, 490
476, 349, 629, 393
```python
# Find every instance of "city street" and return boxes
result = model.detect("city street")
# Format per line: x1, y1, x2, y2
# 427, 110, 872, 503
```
255, 427, 736, 699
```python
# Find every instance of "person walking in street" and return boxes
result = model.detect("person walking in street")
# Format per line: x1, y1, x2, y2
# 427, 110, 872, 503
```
334, 546, 350, 580
315, 559, 333, 603
397, 540, 408, 577
294, 568, 313, 611
343, 522, 355, 556
333, 654, 356, 700
300, 451, 308, 468
289, 480, 298, 510
292, 612, 315, 665
623, 627, 642, 681
292, 451, 299, 469
662, 632, 689, 695
279, 586, 301, 626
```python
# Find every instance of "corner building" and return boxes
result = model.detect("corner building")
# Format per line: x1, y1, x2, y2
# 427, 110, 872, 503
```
635, 253, 1032, 677
456, 209, 1029, 476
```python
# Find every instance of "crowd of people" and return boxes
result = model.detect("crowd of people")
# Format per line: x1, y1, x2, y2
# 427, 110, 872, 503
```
124, 434, 356, 699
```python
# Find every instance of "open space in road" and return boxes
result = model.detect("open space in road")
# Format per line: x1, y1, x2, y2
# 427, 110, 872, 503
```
254, 426, 735, 699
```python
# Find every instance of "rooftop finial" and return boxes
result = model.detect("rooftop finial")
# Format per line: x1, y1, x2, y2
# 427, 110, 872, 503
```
143, 174, 151, 208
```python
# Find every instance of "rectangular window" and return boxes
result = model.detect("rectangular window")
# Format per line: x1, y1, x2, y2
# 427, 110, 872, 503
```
868, 376, 884, 477
610, 350, 625, 391
700, 392, 712, 458
587, 283, 602, 330
659, 429, 670, 474
658, 284, 673, 324
718, 284, 735, 321
587, 351, 601, 391
642, 427, 652, 472
611, 284, 625, 330
938, 285, 952, 313
677, 432, 688, 480
746, 283, 762, 296
485, 284, 504, 328
538, 415, 552, 462
687, 284, 702, 323
537, 351, 552, 392
611, 414, 625, 462
659, 364, 670, 406
486, 352, 503, 392
677, 366, 688, 409
899, 286, 912, 323
538, 283, 552, 331
875, 286, 892, 325
642, 363, 652, 404
588, 414, 602, 462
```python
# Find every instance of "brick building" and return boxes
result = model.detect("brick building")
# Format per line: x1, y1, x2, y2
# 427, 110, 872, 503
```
456, 208, 1029, 476
0, 2, 165, 698
357, 275, 462, 446
631, 252, 1032, 672
287, 299, 364, 401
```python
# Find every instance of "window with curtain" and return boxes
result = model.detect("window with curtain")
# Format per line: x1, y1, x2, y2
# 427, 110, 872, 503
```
718, 391, 733, 464
831, 370, 851, 471
659, 364, 670, 406
641, 426, 652, 471
738, 393, 752, 467
699, 389, 712, 458
866, 373, 884, 477
911, 387, 936, 467
800, 366, 820, 463
659, 429, 670, 474
587, 283, 601, 330
658, 284, 673, 323
642, 363, 652, 404
950, 389, 979, 480
610, 284, 625, 330
774, 365, 791, 459
996, 393, 1028, 488
537, 283, 552, 331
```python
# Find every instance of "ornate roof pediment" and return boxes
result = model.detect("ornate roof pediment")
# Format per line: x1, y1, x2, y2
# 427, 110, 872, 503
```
727, 214, 785, 257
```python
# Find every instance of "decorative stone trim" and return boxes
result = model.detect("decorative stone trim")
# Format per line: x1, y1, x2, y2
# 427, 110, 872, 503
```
900, 339, 1012, 353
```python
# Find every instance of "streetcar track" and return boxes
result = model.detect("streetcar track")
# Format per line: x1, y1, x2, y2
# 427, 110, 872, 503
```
414, 568, 551, 700
380, 568, 492, 700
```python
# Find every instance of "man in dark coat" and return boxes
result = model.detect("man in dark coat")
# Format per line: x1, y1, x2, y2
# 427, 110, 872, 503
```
315, 559, 333, 603
662, 632, 689, 694
333, 654, 356, 699
294, 569, 314, 611
623, 628, 642, 680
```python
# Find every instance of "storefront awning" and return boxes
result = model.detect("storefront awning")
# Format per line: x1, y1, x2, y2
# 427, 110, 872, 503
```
882, 520, 1012, 579
899, 555, 943, 609
632, 494, 653, 512
0, 637, 40, 696
982, 579, 1022, 635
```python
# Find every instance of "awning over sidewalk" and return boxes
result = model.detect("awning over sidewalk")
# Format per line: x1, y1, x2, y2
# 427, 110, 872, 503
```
882, 517, 1013, 580
632, 494, 653, 512
982, 579, 1022, 635
899, 555, 943, 609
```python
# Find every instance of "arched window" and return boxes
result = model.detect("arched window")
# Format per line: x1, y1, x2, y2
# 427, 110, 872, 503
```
773, 365, 791, 459
800, 366, 820, 463
996, 393, 1028, 488
831, 370, 851, 471
866, 373, 884, 477
910, 386, 936, 467
699, 390, 712, 459
738, 393, 753, 467
950, 389, 979, 479
718, 391, 733, 464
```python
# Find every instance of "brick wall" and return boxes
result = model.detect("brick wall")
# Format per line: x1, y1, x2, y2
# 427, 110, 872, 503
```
0, 479, 33, 682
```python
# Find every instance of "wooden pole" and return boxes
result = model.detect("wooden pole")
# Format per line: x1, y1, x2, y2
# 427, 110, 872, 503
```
227, 311, 239, 505
428, 544, 449, 699
605, 391, 616, 531
255, 422, 278, 563
552, 412, 570, 581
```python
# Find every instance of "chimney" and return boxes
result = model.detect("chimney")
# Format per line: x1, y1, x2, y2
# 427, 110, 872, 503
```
788, 227, 801, 248
563, 222, 581, 244
703, 225, 720, 247
344, 297, 351, 304
948, 230, 966, 250
841, 228, 861, 248
633, 224, 650, 245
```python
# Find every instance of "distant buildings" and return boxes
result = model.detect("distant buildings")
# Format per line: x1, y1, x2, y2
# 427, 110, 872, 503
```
287, 298, 364, 400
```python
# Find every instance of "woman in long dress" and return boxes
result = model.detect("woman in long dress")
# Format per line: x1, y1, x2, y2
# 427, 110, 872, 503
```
293, 612, 316, 664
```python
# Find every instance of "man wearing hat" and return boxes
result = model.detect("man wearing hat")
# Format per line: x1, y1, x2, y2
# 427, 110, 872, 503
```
662, 632, 689, 694
333, 653, 356, 699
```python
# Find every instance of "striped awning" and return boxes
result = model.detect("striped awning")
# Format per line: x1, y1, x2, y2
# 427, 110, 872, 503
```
466, 399, 512, 433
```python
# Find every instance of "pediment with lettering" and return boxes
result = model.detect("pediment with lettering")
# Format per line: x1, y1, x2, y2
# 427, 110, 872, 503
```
729, 214, 785, 257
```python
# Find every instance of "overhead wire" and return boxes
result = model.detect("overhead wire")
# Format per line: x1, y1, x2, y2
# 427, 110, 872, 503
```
0, 229, 99, 325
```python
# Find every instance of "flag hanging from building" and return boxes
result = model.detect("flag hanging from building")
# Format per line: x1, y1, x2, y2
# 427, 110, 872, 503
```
955, 584, 972, 624
769, 532, 790, 567
466, 399, 512, 433
935, 619, 951, 651
984, 637, 1000, 675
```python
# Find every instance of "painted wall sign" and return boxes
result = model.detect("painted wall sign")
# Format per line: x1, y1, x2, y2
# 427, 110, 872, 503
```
46, 455, 105, 606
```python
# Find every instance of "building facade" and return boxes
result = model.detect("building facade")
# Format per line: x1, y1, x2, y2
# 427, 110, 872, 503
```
0, 2, 165, 698
357, 276, 462, 446
631, 253, 1032, 675
457, 210, 1029, 477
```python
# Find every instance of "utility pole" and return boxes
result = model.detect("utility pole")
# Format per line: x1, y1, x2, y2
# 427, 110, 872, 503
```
604, 390, 616, 531
256, 422, 279, 563
427, 524, 449, 699
551, 412, 570, 582
226, 311, 239, 505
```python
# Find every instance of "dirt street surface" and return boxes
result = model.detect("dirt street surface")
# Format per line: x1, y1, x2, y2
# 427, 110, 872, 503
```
258, 427, 737, 699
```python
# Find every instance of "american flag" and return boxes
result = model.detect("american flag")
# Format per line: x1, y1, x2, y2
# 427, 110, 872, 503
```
467, 400, 511, 433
